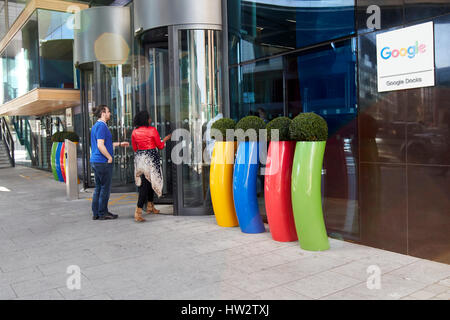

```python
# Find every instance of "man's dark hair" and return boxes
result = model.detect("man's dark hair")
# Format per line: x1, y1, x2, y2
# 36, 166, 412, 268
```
92, 105, 108, 119
134, 110, 150, 128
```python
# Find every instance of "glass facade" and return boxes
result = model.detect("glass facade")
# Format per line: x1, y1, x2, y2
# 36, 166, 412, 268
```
0, 12, 39, 104
0, 9, 77, 105
229, 1, 450, 261
228, 0, 355, 65
38, 9, 77, 89
230, 37, 359, 239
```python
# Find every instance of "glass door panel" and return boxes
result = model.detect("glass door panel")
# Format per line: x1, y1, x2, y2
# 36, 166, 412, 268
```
142, 27, 173, 202
177, 29, 222, 212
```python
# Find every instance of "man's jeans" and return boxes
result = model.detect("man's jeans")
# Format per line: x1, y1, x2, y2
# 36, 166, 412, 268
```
91, 162, 113, 217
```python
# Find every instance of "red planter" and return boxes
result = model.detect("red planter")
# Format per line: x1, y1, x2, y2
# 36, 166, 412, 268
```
264, 141, 298, 242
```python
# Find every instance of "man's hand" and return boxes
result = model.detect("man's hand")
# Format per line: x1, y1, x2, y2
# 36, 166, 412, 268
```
107, 157, 113, 164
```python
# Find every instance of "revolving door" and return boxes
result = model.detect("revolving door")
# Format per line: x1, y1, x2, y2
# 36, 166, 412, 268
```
79, 62, 135, 190
137, 26, 223, 215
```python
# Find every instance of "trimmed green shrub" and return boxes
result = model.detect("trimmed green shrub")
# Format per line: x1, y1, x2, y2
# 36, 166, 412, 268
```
289, 112, 328, 141
235, 116, 266, 141
211, 118, 236, 141
266, 117, 292, 141
51, 131, 80, 143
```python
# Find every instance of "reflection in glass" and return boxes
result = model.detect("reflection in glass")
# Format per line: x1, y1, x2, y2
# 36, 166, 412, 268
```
0, 12, 39, 104
229, 38, 359, 238
179, 29, 222, 208
0, 1, 6, 40
230, 57, 284, 122
38, 9, 76, 89
405, 0, 450, 23
7, 0, 26, 28
228, 0, 355, 65
356, 0, 404, 34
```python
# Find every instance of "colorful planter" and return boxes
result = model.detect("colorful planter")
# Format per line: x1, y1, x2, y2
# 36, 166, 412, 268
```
291, 141, 329, 251
233, 141, 265, 234
264, 141, 297, 242
210, 141, 239, 227
51, 142, 69, 183
54, 142, 65, 182
50, 142, 59, 181
60, 142, 66, 183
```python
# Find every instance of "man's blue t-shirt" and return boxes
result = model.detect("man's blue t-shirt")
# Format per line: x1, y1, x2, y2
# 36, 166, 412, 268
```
90, 121, 113, 163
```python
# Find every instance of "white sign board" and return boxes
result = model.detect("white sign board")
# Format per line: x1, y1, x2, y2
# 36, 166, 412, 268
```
376, 22, 435, 92
66, 108, 73, 127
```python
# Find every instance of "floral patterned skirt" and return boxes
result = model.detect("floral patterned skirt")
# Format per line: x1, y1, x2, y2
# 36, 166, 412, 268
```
134, 149, 163, 198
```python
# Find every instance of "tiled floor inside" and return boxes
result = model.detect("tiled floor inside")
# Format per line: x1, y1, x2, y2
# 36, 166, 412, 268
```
0, 166, 449, 300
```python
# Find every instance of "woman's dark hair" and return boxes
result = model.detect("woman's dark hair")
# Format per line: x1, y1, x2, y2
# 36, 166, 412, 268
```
134, 110, 150, 128
92, 105, 108, 119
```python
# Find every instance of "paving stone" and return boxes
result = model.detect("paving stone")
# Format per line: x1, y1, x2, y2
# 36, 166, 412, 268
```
1, 166, 449, 300
388, 260, 450, 285
15, 289, 65, 300
254, 286, 312, 300
423, 284, 448, 294
321, 275, 428, 300
284, 270, 362, 299
408, 290, 436, 300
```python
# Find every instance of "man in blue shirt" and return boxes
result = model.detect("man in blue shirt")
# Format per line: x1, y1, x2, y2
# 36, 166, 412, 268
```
90, 105, 129, 220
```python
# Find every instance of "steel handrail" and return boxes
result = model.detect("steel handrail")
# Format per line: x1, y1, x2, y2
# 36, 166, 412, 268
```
0, 117, 15, 167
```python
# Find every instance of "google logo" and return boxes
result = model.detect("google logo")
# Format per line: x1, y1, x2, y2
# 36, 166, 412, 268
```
381, 41, 426, 59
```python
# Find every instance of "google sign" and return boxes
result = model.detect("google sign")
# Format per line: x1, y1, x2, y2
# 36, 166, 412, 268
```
376, 22, 434, 92
380, 42, 426, 60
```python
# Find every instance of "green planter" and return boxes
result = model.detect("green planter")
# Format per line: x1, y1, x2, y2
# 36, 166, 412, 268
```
291, 141, 329, 251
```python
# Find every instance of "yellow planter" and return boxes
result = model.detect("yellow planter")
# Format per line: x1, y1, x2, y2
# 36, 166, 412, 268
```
210, 141, 239, 227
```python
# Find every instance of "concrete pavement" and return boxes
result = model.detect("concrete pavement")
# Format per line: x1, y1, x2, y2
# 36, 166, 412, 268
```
0, 166, 449, 300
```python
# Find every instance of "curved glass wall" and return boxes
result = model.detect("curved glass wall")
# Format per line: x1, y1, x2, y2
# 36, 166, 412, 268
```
179, 29, 222, 209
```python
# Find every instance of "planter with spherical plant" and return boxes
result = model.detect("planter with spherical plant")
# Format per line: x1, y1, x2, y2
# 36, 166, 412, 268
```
51, 131, 80, 183
210, 118, 239, 227
289, 112, 329, 251
233, 116, 266, 234
264, 117, 297, 242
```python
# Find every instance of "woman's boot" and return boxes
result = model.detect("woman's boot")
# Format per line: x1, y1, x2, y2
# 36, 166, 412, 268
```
146, 202, 160, 214
134, 207, 146, 222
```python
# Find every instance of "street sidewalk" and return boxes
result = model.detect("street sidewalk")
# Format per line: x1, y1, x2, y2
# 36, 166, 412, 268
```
0, 166, 449, 300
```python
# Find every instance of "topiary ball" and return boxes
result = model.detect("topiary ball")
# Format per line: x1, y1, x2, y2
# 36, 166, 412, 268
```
211, 118, 236, 141
289, 112, 328, 141
51, 131, 80, 143
266, 117, 292, 141
235, 116, 266, 141
63, 131, 80, 143
51, 132, 63, 142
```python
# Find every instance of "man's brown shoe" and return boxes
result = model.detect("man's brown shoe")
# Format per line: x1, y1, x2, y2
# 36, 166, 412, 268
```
134, 207, 146, 222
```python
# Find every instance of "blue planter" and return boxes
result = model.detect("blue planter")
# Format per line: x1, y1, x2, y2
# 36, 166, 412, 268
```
233, 141, 265, 233
55, 142, 64, 182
